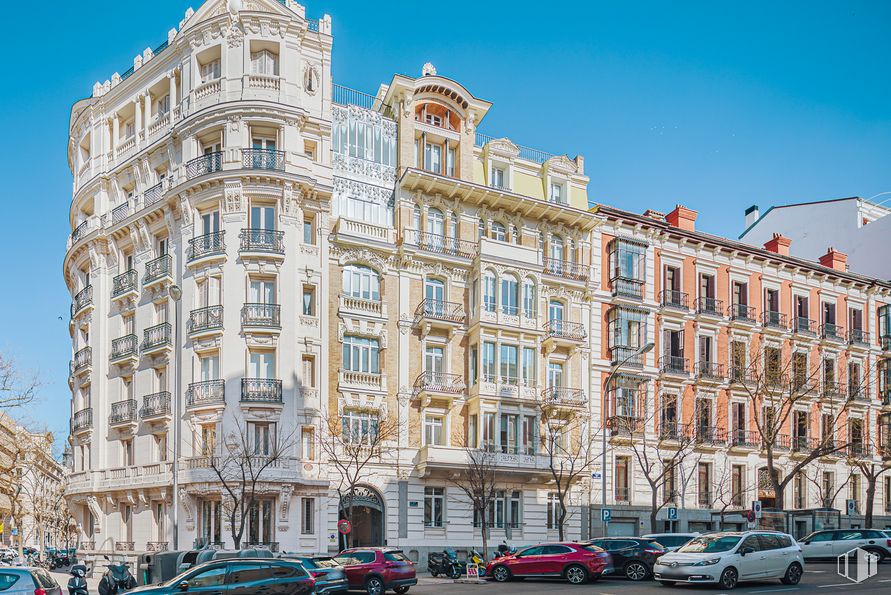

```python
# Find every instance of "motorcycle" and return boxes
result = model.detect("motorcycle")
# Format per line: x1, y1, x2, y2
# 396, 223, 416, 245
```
467, 549, 486, 577
97, 557, 136, 595
427, 549, 461, 579
68, 564, 89, 595
492, 541, 517, 559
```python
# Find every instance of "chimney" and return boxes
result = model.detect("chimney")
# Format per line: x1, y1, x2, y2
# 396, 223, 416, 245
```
763, 233, 792, 256
666, 204, 698, 232
818, 247, 848, 272
745, 204, 759, 227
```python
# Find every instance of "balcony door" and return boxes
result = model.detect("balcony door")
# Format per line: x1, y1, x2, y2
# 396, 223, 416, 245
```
250, 279, 275, 304
250, 352, 275, 380
250, 205, 275, 231
202, 210, 220, 235
548, 300, 564, 324
426, 208, 444, 236
547, 361, 564, 389
424, 278, 445, 316
200, 355, 220, 382
424, 345, 444, 375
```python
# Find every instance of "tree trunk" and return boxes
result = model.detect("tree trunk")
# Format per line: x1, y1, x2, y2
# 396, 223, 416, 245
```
557, 500, 566, 541
864, 475, 877, 528
650, 491, 659, 534
480, 514, 489, 563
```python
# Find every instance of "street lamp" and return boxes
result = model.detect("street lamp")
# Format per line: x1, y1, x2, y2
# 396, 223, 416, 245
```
600, 341, 654, 536
169, 284, 182, 550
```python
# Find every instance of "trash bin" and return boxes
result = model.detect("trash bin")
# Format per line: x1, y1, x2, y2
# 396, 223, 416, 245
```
152, 551, 185, 583
137, 553, 153, 586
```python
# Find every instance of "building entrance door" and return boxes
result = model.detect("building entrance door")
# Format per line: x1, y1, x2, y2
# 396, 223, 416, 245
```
339, 486, 385, 550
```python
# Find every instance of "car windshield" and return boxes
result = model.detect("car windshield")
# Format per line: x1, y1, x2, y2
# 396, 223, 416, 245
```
651, 535, 692, 548
678, 535, 742, 553
313, 557, 340, 568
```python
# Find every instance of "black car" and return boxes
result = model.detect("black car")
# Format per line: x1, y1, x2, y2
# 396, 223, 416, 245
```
585, 537, 666, 581
129, 558, 314, 595
280, 554, 348, 594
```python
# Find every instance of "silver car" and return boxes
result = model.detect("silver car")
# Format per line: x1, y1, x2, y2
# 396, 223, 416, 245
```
0, 567, 62, 595
799, 529, 891, 562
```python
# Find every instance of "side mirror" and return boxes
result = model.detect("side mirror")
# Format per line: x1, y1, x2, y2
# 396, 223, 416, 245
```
740, 547, 755, 556
178, 581, 190, 592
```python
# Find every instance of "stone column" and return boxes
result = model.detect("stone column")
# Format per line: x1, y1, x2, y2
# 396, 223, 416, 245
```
168, 71, 178, 118
143, 93, 152, 138
134, 96, 143, 143
112, 114, 120, 153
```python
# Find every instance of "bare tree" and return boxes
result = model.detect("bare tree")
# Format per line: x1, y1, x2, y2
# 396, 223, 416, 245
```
18, 437, 61, 554
448, 448, 499, 562
712, 459, 756, 528
207, 419, 294, 549
0, 428, 29, 554
318, 411, 398, 549
802, 460, 853, 509
0, 355, 39, 409
847, 427, 891, 527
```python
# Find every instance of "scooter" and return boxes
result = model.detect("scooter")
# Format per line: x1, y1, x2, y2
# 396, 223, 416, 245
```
427, 549, 461, 579
468, 549, 486, 576
97, 557, 136, 595
68, 564, 89, 595
492, 541, 517, 559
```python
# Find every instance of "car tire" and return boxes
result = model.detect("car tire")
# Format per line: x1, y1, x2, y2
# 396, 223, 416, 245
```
564, 564, 589, 585
365, 576, 384, 595
394, 587, 410, 594
491, 565, 511, 583
865, 548, 886, 563
659, 580, 677, 587
719, 567, 739, 590
624, 561, 649, 581
781, 562, 803, 585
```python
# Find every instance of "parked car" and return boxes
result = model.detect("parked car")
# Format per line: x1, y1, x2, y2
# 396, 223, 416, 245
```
585, 537, 666, 581
334, 548, 417, 595
128, 558, 314, 595
654, 531, 804, 590
485, 542, 612, 584
0, 566, 61, 594
280, 554, 348, 594
642, 533, 699, 552
799, 529, 891, 562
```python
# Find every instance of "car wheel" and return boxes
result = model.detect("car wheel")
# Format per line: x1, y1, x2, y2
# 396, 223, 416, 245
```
365, 576, 384, 595
659, 580, 677, 587
866, 549, 886, 563
394, 587, 410, 594
624, 561, 648, 581
491, 565, 511, 582
781, 562, 803, 585
719, 567, 739, 590
564, 564, 589, 585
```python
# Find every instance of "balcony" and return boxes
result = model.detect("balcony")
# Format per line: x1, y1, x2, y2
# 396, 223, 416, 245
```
660, 290, 688, 311
413, 371, 466, 405
771, 434, 792, 452
71, 220, 90, 244
793, 316, 817, 337
697, 361, 726, 383
110, 335, 138, 366
186, 151, 223, 180
71, 408, 93, 433
112, 270, 138, 300
73, 346, 92, 375
730, 368, 757, 386
415, 445, 552, 479
339, 369, 386, 393
543, 257, 588, 282
242, 148, 285, 171
697, 492, 713, 509
847, 382, 868, 402
543, 320, 586, 350
762, 311, 788, 331
339, 294, 385, 318
848, 328, 870, 347
143, 254, 173, 288
142, 323, 172, 355
189, 305, 223, 337
790, 435, 814, 455
334, 217, 396, 244
115, 542, 135, 553
660, 356, 689, 377
413, 299, 465, 336
143, 181, 166, 207
610, 346, 646, 368
541, 386, 586, 410
695, 297, 724, 318
140, 392, 171, 420
109, 399, 138, 427
186, 380, 226, 410
241, 303, 281, 330
241, 378, 283, 404
847, 443, 866, 459
607, 416, 643, 437
71, 285, 93, 318
821, 323, 845, 343
188, 231, 226, 263
610, 276, 644, 300
658, 422, 688, 442
694, 426, 727, 447
239, 229, 285, 256
615, 487, 630, 504
789, 376, 817, 395
728, 429, 760, 449
822, 381, 844, 398
729, 304, 756, 324
412, 231, 478, 259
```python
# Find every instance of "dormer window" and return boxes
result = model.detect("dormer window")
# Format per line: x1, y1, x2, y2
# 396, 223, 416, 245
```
550, 182, 565, 204
423, 143, 442, 174
251, 50, 278, 76
491, 167, 506, 190
425, 113, 442, 127
157, 94, 170, 117
200, 59, 221, 83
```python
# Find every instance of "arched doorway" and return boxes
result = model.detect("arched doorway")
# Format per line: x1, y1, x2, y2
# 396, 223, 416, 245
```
339, 486, 385, 549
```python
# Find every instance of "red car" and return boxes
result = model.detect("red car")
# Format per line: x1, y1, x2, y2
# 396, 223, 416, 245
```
334, 547, 417, 595
486, 542, 612, 584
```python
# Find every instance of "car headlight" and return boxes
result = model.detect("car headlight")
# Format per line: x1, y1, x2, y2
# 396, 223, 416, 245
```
692, 558, 721, 566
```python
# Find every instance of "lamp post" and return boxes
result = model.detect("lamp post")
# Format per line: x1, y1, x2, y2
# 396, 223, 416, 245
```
600, 341, 654, 536
169, 283, 183, 550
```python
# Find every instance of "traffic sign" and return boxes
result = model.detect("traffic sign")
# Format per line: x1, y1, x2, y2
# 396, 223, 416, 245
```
337, 519, 352, 535
846, 499, 856, 516
747, 510, 756, 523
752, 500, 762, 519
592, 472, 602, 479
667, 507, 678, 521
466, 564, 479, 580
601, 508, 612, 522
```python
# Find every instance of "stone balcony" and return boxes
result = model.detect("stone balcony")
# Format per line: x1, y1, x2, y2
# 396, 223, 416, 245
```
415, 446, 554, 479
334, 217, 397, 245
339, 294, 386, 319
338, 369, 387, 394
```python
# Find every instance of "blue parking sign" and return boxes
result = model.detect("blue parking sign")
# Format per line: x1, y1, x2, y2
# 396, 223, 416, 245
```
601, 508, 612, 522
668, 507, 678, 521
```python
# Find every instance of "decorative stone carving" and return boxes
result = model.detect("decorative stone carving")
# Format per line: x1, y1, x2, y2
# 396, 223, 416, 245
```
337, 248, 389, 274
279, 485, 292, 523
224, 181, 243, 213
86, 497, 103, 533
225, 22, 244, 47
333, 154, 396, 185
179, 487, 195, 531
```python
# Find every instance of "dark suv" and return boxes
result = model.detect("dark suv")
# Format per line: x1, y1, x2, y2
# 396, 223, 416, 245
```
585, 537, 666, 581
128, 558, 314, 594
334, 548, 417, 595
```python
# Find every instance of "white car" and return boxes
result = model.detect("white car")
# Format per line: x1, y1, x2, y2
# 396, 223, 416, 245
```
641, 533, 699, 552
653, 531, 804, 590
799, 529, 891, 562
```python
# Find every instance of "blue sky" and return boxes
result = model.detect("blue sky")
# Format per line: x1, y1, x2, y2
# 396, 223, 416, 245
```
1, 0, 889, 442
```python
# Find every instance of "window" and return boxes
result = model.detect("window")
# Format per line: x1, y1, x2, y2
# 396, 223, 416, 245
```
301, 355, 315, 389
122, 438, 134, 466
491, 167, 506, 189
522, 347, 536, 386
251, 50, 278, 75
424, 142, 442, 173
608, 239, 646, 287
303, 218, 315, 244
607, 307, 648, 365
507, 490, 522, 528
249, 422, 275, 456
546, 492, 559, 529
424, 415, 445, 445
155, 433, 167, 462
550, 235, 565, 261
469, 345, 478, 385
228, 564, 272, 584
491, 221, 506, 242
547, 361, 564, 388
698, 463, 712, 506
188, 565, 228, 588
200, 424, 217, 457
342, 336, 380, 373
522, 279, 536, 317
301, 427, 315, 460
302, 285, 316, 316
482, 342, 496, 382
341, 409, 379, 444
500, 274, 518, 315
301, 498, 315, 535
249, 351, 275, 379
342, 265, 380, 301
332, 108, 396, 166
823, 472, 834, 508
550, 181, 564, 204
424, 487, 444, 528
482, 272, 496, 312
248, 499, 274, 544
615, 456, 630, 502
424, 344, 444, 374
200, 59, 221, 83
500, 344, 518, 384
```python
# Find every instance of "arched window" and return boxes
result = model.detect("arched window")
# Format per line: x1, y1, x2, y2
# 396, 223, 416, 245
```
427, 208, 444, 236
483, 271, 497, 312
342, 265, 380, 301
500, 273, 519, 315
491, 221, 506, 242
522, 279, 536, 317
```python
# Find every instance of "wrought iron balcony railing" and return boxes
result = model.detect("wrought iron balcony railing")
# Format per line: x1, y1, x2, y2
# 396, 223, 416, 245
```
71, 220, 90, 244
790, 375, 817, 394
413, 371, 466, 394
790, 435, 813, 454
729, 303, 756, 323
848, 382, 868, 401
112, 270, 138, 297
110, 335, 138, 361
770, 434, 792, 452
414, 299, 465, 324
607, 415, 643, 436
697, 491, 713, 508
764, 372, 789, 391
697, 361, 726, 381
730, 368, 757, 385
189, 305, 224, 334
694, 426, 727, 446
541, 386, 586, 407
615, 487, 630, 503
71, 285, 93, 316
144, 254, 172, 285
109, 399, 138, 425
188, 231, 226, 261
660, 356, 688, 376
242, 148, 285, 171
847, 443, 866, 458
848, 328, 870, 346
143, 181, 165, 206
762, 311, 788, 330
187, 380, 226, 408
140, 392, 171, 418
729, 429, 760, 448
241, 303, 281, 328
112, 202, 130, 224
659, 422, 689, 442
695, 297, 724, 317
544, 319, 587, 340
186, 151, 223, 180
821, 323, 845, 342
610, 346, 645, 368
412, 231, 478, 259
142, 323, 172, 351
239, 229, 285, 254
822, 381, 844, 397
71, 408, 93, 432
660, 290, 688, 310
73, 347, 92, 372
241, 378, 283, 403
610, 275, 644, 300
793, 316, 817, 336
543, 257, 589, 282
